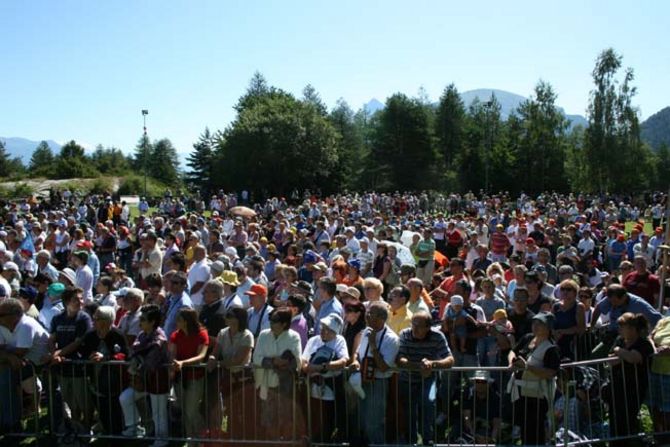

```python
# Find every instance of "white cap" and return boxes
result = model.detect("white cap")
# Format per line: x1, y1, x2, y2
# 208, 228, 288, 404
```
450, 295, 464, 306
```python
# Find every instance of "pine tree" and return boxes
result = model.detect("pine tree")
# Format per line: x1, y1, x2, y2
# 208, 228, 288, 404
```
29, 141, 55, 176
150, 139, 180, 185
186, 128, 215, 194
0, 140, 12, 177
436, 84, 466, 170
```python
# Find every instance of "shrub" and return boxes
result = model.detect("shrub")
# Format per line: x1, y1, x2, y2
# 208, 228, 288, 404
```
118, 174, 169, 198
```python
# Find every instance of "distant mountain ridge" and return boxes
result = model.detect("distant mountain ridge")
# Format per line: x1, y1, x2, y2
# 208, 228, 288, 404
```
364, 88, 589, 129
641, 107, 670, 149
1, 137, 62, 162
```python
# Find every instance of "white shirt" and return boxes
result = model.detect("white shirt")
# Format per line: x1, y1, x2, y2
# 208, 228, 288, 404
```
187, 259, 211, 307
252, 329, 302, 400
346, 237, 361, 254
5, 314, 50, 366
76, 265, 94, 303
355, 325, 400, 379
577, 238, 595, 257
38, 300, 64, 330
302, 334, 349, 400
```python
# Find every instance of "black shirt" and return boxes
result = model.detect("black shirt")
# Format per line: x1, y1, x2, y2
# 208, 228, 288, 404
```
508, 308, 535, 340
528, 293, 552, 315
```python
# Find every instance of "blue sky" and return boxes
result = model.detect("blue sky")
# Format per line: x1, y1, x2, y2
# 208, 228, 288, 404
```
1, 0, 668, 157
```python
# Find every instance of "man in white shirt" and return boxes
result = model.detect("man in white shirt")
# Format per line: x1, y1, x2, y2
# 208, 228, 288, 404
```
345, 228, 360, 254
0, 298, 50, 404
356, 238, 375, 277
577, 229, 596, 261
73, 251, 94, 303
139, 231, 163, 280
351, 302, 400, 445
187, 245, 211, 309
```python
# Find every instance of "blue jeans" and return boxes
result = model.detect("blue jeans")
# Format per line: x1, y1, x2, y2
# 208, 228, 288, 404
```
360, 378, 389, 444
400, 376, 437, 444
477, 336, 498, 367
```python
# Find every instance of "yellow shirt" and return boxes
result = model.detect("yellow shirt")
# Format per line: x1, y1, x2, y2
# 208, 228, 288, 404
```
652, 317, 670, 374
388, 305, 413, 335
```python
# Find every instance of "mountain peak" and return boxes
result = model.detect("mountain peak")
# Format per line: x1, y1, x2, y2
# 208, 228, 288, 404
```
0, 137, 62, 161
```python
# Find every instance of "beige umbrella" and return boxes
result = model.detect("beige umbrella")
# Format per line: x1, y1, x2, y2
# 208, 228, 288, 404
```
229, 206, 257, 218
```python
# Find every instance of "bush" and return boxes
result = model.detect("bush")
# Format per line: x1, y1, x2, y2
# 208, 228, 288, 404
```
118, 174, 169, 198
0, 182, 35, 199
88, 177, 114, 195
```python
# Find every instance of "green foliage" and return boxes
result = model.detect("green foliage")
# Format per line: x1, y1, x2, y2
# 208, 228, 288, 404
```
584, 48, 651, 192
0, 140, 26, 178
88, 177, 115, 195
368, 93, 439, 191
328, 99, 365, 191
435, 84, 466, 170
90, 145, 130, 175
133, 137, 180, 186
513, 81, 569, 194
216, 85, 339, 196
149, 139, 180, 185
118, 174, 168, 197
29, 141, 56, 177
185, 128, 215, 195
0, 182, 35, 199
54, 140, 99, 179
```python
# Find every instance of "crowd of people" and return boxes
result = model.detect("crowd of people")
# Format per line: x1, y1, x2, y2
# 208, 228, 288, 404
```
0, 189, 670, 446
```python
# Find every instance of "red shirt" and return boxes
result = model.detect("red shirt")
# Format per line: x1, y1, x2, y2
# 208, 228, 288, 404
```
170, 328, 209, 380
447, 230, 463, 247
436, 273, 464, 319
491, 232, 510, 255
623, 271, 661, 308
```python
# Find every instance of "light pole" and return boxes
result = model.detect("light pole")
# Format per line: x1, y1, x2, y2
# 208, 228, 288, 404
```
142, 109, 149, 198
484, 100, 493, 193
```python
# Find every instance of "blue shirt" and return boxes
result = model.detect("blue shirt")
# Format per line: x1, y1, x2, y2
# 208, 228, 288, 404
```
596, 293, 662, 331
163, 291, 193, 338
314, 296, 343, 334
87, 253, 100, 284
39, 263, 60, 283
248, 303, 273, 338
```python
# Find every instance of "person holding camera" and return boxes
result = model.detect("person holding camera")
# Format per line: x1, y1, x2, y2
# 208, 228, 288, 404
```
350, 301, 400, 444
507, 312, 560, 445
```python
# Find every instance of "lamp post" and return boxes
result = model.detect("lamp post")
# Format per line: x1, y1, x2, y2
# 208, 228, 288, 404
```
484, 100, 494, 193
142, 109, 149, 198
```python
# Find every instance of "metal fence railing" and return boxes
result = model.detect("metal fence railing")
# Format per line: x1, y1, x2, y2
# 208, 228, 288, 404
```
1, 355, 668, 446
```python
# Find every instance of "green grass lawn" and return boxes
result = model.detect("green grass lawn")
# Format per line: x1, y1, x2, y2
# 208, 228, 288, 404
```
624, 220, 655, 234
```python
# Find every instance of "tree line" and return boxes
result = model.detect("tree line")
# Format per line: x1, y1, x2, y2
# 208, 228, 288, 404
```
2, 47, 667, 198
186, 48, 668, 198
0, 136, 181, 187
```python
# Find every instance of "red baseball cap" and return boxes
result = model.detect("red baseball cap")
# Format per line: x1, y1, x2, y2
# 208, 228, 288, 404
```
245, 284, 268, 297
76, 240, 93, 249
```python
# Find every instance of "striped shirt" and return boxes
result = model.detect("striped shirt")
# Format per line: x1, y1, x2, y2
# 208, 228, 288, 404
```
397, 327, 451, 382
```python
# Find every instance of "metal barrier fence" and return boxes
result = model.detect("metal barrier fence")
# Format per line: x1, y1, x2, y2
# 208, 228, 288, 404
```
1, 355, 668, 446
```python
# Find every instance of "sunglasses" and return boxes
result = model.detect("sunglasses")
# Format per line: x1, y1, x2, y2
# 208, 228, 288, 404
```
560, 287, 576, 292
